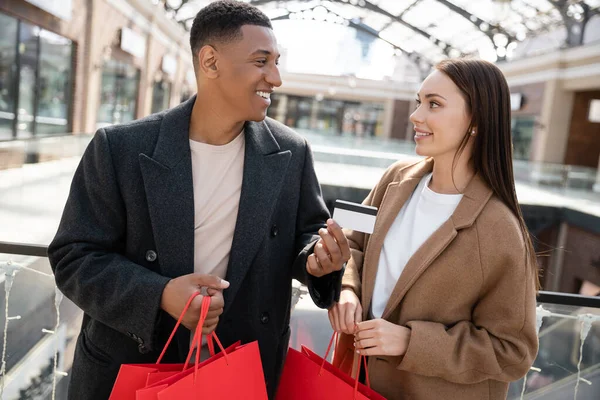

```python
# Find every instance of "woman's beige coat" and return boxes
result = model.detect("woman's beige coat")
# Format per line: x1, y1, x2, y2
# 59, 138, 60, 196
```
341, 158, 538, 400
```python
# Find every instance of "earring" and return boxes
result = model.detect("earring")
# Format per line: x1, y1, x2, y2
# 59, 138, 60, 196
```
470, 130, 476, 136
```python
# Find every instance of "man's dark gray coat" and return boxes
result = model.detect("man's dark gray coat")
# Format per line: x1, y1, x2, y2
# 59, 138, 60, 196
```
48, 97, 341, 399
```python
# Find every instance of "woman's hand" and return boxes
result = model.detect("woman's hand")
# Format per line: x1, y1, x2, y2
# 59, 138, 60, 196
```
354, 319, 411, 357
328, 289, 362, 334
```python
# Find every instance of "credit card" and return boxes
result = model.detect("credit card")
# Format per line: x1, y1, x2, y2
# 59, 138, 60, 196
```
332, 200, 377, 234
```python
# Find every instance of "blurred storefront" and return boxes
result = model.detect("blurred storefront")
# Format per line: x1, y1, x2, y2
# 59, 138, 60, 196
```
0, 12, 74, 140
268, 93, 385, 138
0, 0, 196, 137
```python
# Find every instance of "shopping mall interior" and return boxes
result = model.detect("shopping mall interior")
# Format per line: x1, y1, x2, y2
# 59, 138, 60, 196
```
0, 0, 599, 399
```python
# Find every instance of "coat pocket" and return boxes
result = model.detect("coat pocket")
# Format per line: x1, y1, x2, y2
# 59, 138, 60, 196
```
78, 329, 114, 367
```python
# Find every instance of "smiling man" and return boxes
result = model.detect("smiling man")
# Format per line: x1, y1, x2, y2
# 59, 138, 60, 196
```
48, 1, 350, 399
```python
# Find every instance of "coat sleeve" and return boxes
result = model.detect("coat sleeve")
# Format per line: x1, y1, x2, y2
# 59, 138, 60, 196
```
48, 129, 170, 351
291, 139, 345, 309
397, 217, 539, 384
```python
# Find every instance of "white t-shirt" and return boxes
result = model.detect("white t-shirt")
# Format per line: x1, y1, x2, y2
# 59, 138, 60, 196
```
189, 132, 245, 348
189, 131, 245, 279
371, 173, 463, 318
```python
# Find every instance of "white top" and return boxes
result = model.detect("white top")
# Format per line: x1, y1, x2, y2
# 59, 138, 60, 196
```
189, 131, 245, 348
190, 131, 245, 280
371, 173, 463, 318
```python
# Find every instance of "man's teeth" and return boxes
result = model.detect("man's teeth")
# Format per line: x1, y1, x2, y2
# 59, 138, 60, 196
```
256, 91, 271, 99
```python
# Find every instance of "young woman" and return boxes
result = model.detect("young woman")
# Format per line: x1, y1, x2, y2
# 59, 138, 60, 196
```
329, 59, 539, 400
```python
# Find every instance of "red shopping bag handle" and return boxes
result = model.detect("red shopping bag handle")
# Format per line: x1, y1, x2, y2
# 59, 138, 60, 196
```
320, 331, 371, 399
156, 292, 229, 369
186, 296, 229, 382
156, 291, 202, 364
181, 296, 229, 368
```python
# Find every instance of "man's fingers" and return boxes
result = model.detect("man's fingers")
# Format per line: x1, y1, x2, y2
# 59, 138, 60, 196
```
318, 229, 342, 265
193, 274, 230, 290
327, 219, 351, 262
314, 243, 334, 272
306, 254, 323, 277
206, 308, 223, 320
203, 317, 219, 327
208, 291, 224, 309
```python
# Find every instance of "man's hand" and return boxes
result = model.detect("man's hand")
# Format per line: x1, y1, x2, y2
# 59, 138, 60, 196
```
354, 319, 411, 357
202, 288, 224, 334
160, 273, 229, 332
306, 219, 351, 277
328, 288, 362, 334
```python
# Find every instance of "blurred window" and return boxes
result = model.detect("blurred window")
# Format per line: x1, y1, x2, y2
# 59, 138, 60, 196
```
0, 12, 73, 140
97, 59, 140, 127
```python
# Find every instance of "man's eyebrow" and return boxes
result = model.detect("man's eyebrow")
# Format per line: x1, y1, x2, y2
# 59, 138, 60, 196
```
250, 49, 281, 58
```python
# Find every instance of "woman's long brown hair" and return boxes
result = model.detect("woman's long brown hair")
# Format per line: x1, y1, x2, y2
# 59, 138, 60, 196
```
436, 58, 540, 290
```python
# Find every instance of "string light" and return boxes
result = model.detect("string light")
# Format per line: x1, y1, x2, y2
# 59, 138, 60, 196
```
0, 260, 67, 399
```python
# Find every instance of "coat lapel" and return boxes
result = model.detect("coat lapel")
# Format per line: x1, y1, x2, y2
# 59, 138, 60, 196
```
139, 97, 196, 279
380, 219, 457, 319
361, 160, 434, 319
223, 121, 291, 314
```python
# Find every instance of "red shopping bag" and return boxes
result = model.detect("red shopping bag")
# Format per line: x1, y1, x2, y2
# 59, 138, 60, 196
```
136, 338, 235, 400
109, 292, 206, 399
136, 296, 268, 400
276, 332, 386, 400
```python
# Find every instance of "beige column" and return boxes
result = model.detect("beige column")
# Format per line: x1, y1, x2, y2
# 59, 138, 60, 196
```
531, 79, 574, 163
381, 98, 394, 139
82, 0, 107, 133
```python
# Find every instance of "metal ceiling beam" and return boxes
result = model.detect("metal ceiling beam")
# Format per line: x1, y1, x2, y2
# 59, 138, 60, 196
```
549, 0, 594, 47
433, 0, 518, 60
249, 0, 462, 57
342, 0, 457, 56
270, 5, 433, 74
379, 0, 422, 32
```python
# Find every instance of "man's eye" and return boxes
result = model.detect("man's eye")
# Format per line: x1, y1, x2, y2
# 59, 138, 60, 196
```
256, 59, 267, 65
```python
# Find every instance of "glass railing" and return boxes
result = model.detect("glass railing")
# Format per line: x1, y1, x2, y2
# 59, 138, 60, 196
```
289, 282, 600, 400
2, 242, 598, 399
508, 292, 600, 400
0, 246, 80, 400
296, 130, 600, 195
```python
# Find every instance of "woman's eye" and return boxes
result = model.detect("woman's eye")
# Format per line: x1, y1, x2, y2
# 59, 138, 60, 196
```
430, 102, 440, 108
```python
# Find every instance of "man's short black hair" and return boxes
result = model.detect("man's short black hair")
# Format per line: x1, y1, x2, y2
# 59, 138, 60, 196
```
190, 1, 272, 68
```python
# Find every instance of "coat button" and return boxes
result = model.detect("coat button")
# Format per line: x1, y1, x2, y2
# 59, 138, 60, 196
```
145, 250, 157, 262
138, 343, 150, 354
260, 312, 270, 324
270, 225, 278, 237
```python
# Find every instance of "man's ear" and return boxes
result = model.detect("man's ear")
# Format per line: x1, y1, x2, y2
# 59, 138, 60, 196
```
198, 45, 219, 78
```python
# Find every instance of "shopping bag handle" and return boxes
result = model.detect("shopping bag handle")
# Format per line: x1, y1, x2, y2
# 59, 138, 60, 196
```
156, 291, 202, 364
184, 296, 229, 381
320, 331, 371, 399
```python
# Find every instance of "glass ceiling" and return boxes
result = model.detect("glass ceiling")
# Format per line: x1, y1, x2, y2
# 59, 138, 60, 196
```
158, 0, 600, 72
